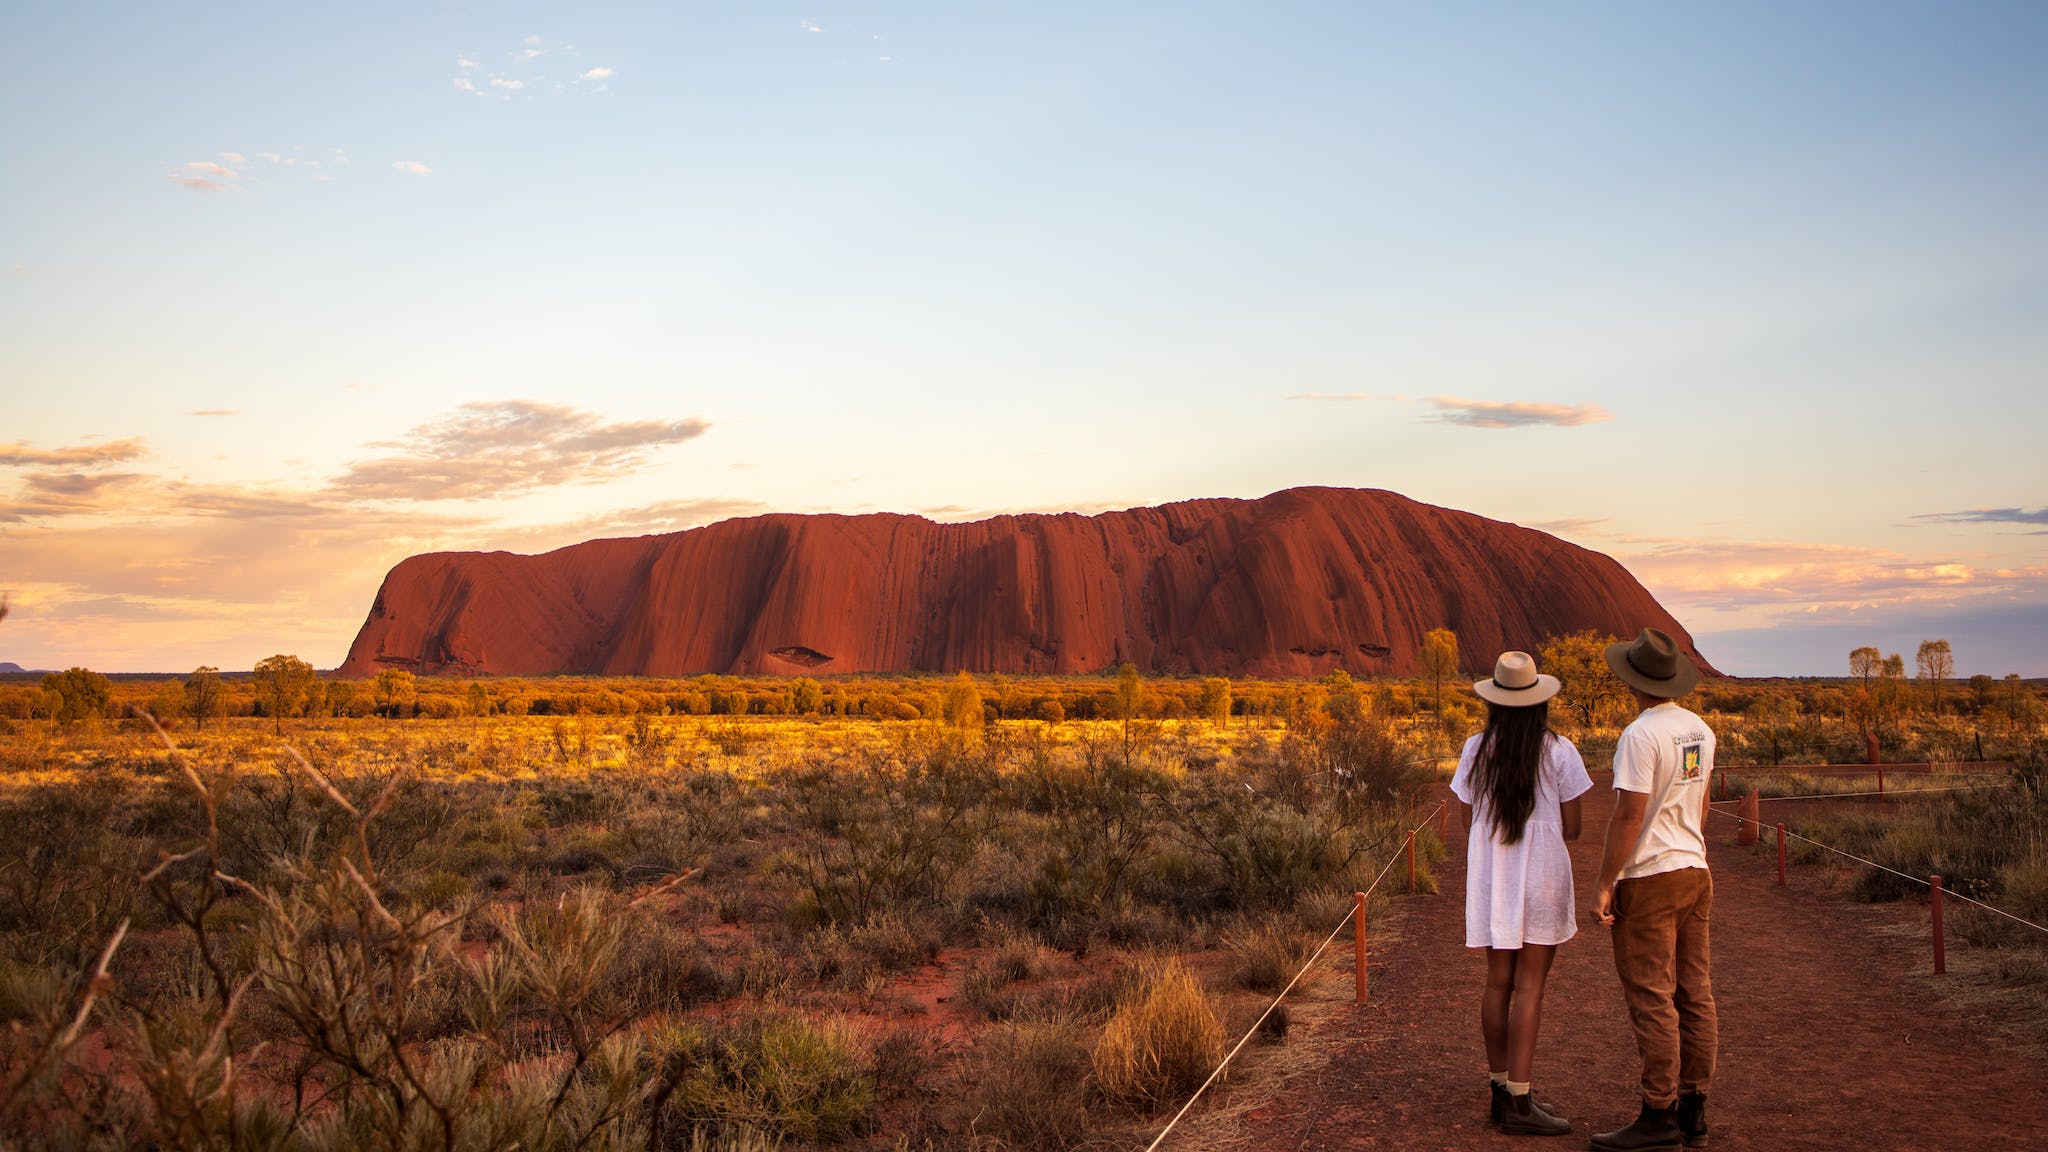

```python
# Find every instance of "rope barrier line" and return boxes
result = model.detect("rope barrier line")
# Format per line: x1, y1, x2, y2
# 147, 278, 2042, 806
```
1708, 805, 2048, 936
1141, 799, 1448, 1152
1705, 783, 2005, 803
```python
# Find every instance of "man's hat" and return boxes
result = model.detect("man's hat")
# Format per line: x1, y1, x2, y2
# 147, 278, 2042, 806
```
1473, 651, 1561, 707
1604, 627, 1700, 698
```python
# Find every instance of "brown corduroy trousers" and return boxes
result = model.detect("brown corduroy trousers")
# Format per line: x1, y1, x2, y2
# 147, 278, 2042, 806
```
1611, 866, 1717, 1107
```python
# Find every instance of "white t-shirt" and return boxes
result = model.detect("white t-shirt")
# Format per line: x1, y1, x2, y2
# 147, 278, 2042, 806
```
1450, 731, 1594, 948
1612, 701, 1716, 880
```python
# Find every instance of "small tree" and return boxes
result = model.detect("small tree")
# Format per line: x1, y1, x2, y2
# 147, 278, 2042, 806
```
1197, 677, 1232, 727
1539, 631, 1627, 732
40, 667, 111, 724
941, 672, 983, 729
464, 681, 491, 717
1419, 629, 1459, 726
253, 654, 317, 736
790, 677, 823, 715
1114, 663, 1145, 756
1915, 639, 1954, 713
1848, 646, 1881, 740
372, 668, 417, 718
184, 666, 223, 730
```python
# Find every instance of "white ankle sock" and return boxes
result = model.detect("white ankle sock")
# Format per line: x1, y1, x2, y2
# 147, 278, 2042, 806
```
1506, 1080, 1531, 1097
1490, 1070, 1509, 1086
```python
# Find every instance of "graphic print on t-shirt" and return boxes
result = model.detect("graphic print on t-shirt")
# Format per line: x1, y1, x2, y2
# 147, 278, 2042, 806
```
1680, 743, 1703, 782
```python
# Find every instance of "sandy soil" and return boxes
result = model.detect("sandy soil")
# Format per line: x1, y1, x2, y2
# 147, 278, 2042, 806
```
1215, 778, 2048, 1150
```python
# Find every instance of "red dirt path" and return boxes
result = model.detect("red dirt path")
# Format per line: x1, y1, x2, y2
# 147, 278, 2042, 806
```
1228, 779, 2048, 1150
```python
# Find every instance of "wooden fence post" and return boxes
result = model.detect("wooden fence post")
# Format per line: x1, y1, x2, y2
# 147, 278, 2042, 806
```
1776, 823, 1786, 886
1354, 892, 1369, 1004
1931, 875, 1946, 975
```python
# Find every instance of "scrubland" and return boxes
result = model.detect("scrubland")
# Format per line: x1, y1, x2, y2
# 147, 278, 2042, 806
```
0, 668, 2041, 1150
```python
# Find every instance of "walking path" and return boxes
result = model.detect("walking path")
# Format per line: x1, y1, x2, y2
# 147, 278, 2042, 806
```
1226, 779, 2048, 1150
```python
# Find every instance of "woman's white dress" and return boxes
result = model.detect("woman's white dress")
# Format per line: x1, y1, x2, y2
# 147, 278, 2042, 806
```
1449, 732, 1593, 949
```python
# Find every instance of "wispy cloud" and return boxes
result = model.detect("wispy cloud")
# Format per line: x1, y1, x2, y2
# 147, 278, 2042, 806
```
1285, 392, 1610, 428
391, 160, 433, 176
801, 19, 825, 33
454, 35, 609, 99
1285, 392, 1411, 402
0, 438, 149, 469
190, 409, 239, 418
165, 160, 242, 193
1605, 533, 2048, 642
328, 400, 710, 501
1527, 517, 1612, 536
1425, 396, 1613, 428
1912, 507, 2048, 531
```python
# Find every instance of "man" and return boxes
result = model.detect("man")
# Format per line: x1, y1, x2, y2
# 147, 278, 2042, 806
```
1591, 628, 1716, 1151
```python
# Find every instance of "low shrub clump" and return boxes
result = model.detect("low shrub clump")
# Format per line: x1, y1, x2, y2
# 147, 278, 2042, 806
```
1091, 959, 1225, 1108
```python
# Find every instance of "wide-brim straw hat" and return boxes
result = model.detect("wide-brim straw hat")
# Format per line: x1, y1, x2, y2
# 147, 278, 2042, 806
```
1473, 651, 1560, 707
1604, 627, 1700, 698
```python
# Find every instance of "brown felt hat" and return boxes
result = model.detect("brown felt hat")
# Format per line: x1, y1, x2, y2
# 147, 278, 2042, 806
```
1604, 627, 1700, 698
1473, 651, 1561, 707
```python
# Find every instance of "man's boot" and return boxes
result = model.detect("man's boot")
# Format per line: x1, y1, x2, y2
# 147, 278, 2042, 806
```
1676, 1092, 1707, 1146
1590, 1100, 1683, 1152
1491, 1080, 1508, 1125
1500, 1090, 1571, 1136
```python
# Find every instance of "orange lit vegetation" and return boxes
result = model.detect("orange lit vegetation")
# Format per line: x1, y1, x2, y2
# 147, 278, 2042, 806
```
0, 648, 2041, 1149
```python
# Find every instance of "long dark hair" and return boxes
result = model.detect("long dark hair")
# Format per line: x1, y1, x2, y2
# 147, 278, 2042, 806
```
1472, 700, 1552, 845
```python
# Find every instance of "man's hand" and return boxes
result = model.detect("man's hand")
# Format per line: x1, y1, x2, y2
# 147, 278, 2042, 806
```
1595, 881, 1616, 926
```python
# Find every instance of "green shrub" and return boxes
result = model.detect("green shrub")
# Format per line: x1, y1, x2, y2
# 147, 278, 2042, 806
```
679, 1013, 877, 1141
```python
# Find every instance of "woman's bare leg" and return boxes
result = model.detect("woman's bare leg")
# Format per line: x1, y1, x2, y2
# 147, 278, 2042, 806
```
1482, 947, 1518, 1073
1506, 942, 1558, 1083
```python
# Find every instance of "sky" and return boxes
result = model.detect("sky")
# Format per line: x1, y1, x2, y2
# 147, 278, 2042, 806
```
3, 2, 2046, 677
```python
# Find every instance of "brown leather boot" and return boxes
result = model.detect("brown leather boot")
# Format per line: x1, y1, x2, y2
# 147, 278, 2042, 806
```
1501, 1090, 1571, 1136
1590, 1100, 1682, 1151
1676, 1091, 1707, 1146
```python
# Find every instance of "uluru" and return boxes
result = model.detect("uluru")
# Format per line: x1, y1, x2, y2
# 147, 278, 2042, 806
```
336, 487, 1712, 679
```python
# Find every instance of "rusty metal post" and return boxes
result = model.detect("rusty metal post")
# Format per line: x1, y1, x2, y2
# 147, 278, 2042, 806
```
1931, 875, 1946, 975
1407, 830, 1417, 893
1354, 892, 1369, 1004
1737, 788, 1761, 846
1776, 823, 1787, 886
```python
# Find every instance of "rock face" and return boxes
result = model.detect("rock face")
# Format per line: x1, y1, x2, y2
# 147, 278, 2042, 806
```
337, 487, 1713, 678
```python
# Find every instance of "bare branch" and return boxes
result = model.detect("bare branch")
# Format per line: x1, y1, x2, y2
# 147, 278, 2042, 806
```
285, 746, 360, 819
56, 919, 129, 1049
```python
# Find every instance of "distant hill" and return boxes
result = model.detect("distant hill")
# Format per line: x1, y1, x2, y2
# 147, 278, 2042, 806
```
340, 486, 1714, 679
0, 662, 37, 675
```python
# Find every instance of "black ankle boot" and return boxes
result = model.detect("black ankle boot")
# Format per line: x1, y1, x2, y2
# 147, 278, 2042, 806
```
1591, 1100, 1682, 1152
1501, 1090, 1572, 1136
1676, 1091, 1707, 1146
1491, 1080, 1508, 1125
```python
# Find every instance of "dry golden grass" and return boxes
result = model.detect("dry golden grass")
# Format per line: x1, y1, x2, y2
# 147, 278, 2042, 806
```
1092, 958, 1226, 1107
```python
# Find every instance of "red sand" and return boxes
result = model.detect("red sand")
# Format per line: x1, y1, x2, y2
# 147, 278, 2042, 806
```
1228, 783, 2048, 1150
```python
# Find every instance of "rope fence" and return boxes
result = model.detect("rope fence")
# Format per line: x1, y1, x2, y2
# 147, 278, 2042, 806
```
1708, 792, 2048, 975
1141, 798, 1448, 1152
1708, 782, 2007, 803
1149, 775, 2039, 1148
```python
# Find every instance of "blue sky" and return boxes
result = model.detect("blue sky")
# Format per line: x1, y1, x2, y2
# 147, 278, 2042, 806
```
3, 2, 2046, 675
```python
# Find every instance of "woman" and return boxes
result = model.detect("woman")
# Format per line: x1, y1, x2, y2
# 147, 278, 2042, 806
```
1449, 651, 1593, 1136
